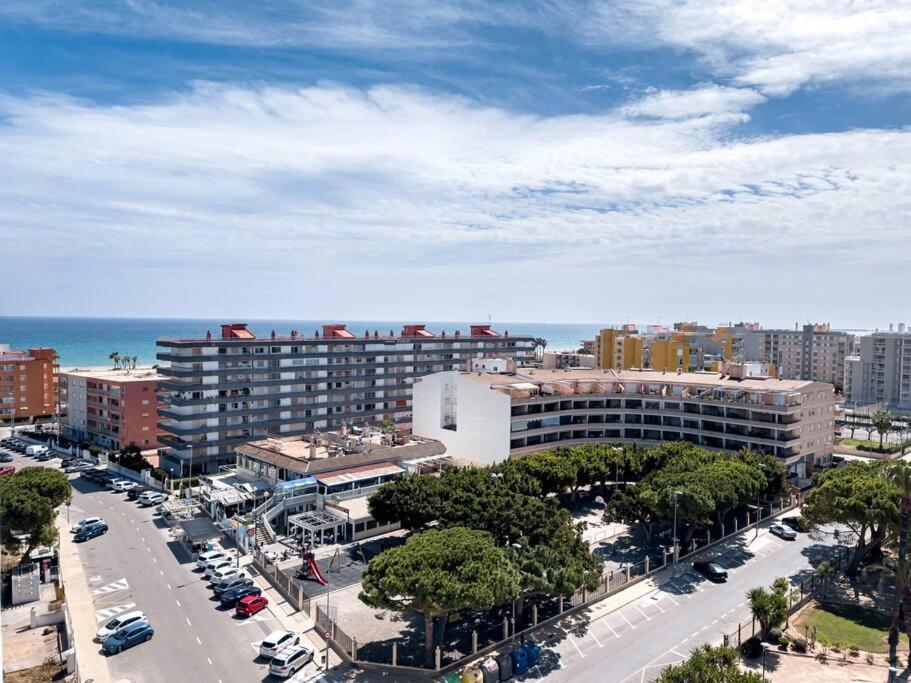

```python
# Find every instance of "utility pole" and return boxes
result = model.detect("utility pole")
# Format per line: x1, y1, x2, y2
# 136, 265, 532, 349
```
672, 491, 682, 577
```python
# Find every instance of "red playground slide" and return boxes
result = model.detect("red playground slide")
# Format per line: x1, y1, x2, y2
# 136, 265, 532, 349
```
307, 558, 329, 586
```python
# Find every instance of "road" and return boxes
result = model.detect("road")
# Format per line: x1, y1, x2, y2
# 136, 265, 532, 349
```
2, 439, 328, 683
540, 520, 845, 683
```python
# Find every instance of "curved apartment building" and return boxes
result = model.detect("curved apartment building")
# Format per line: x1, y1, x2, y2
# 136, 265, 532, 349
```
413, 365, 835, 480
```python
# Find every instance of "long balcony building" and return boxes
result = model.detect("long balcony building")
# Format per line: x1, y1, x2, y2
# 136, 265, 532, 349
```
156, 323, 533, 473
413, 363, 836, 479
0, 344, 59, 425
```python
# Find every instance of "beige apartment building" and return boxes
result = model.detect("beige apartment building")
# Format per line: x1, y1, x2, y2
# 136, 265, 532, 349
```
752, 323, 851, 387
413, 362, 836, 480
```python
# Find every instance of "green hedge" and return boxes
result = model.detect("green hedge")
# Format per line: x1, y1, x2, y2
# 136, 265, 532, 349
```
855, 441, 911, 455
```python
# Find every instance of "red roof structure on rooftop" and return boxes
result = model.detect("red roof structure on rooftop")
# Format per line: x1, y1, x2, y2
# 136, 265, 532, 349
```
221, 324, 256, 340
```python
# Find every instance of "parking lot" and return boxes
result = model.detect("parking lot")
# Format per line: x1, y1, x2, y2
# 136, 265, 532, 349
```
1, 434, 333, 682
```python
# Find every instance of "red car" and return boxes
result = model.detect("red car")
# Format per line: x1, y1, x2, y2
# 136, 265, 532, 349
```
0, 466, 15, 476
235, 594, 268, 618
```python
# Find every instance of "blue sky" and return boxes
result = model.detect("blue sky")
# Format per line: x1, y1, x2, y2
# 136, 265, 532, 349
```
0, 1, 909, 328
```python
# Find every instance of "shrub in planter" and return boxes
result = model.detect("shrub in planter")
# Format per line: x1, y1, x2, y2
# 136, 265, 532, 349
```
766, 627, 783, 645
777, 634, 790, 650
791, 637, 808, 653
741, 636, 763, 659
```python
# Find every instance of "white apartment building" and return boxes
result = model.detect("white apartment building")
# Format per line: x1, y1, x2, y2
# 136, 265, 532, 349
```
413, 365, 836, 479
750, 324, 852, 386
844, 331, 911, 409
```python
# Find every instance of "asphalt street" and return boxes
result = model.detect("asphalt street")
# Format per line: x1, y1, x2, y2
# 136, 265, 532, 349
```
1, 436, 328, 683
540, 519, 846, 683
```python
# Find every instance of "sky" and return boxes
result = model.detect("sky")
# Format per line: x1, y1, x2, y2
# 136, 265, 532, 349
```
0, 1, 909, 328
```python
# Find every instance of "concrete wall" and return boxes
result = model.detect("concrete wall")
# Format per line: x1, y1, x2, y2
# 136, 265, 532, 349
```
412, 372, 511, 466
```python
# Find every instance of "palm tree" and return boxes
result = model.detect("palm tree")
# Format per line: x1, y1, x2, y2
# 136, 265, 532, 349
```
109, 352, 120, 369
132, 356, 138, 370
747, 578, 789, 640
872, 410, 894, 451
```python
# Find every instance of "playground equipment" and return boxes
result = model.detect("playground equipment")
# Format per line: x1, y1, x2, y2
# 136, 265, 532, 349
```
299, 550, 329, 586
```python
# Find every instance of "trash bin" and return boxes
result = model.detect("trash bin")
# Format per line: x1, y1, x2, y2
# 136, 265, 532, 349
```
522, 640, 541, 667
480, 657, 499, 683
510, 647, 529, 675
495, 652, 513, 680
460, 667, 483, 683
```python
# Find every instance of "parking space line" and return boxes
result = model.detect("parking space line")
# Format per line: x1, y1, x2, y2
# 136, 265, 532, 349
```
564, 631, 586, 658
176, 600, 181, 607
635, 606, 652, 621
187, 617, 192, 626
651, 601, 666, 613
603, 621, 621, 639
590, 630, 604, 648
208, 657, 213, 665
620, 612, 637, 630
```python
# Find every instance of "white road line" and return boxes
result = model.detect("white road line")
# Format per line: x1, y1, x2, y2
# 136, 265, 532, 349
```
680, 637, 689, 645
691, 631, 699, 637
652, 601, 666, 613
670, 648, 688, 658
159, 569, 164, 576
565, 632, 586, 658
195, 635, 202, 644
665, 594, 680, 606
187, 617, 192, 626
152, 558, 157, 563
207, 657, 213, 665
604, 621, 621, 639
175, 600, 181, 607
700, 625, 708, 631
120, 511, 125, 516
590, 630, 604, 648
146, 547, 151, 553
712, 619, 718, 624
167, 584, 171, 590
620, 612, 638, 630
141, 536, 145, 542
635, 606, 652, 621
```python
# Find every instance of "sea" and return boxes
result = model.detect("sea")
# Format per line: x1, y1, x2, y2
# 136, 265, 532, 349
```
0, 317, 608, 369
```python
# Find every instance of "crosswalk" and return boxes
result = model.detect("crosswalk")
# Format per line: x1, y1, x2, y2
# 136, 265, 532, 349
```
95, 602, 136, 622
91, 577, 129, 596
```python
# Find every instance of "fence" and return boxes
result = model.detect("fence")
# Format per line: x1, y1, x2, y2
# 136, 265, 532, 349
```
719, 544, 851, 651
251, 548, 311, 616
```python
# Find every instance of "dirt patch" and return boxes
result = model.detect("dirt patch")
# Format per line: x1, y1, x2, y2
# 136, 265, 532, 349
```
5, 661, 68, 683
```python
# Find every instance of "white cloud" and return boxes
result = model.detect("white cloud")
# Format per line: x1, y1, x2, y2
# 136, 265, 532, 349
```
621, 85, 765, 119
0, 81, 908, 321
587, 0, 911, 95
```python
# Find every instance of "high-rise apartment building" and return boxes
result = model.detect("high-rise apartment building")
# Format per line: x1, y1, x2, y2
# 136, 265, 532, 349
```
156, 323, 534, 473
61, 367, 162, 450
0, 344, 59, 424
844, 332, 911, 409
750, 324, 851, 386
592, 324, 737, 373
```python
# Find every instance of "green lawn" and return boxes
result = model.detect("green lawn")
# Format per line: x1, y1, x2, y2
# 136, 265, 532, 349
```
840, 438, 878, 448
796, 602, 892, 653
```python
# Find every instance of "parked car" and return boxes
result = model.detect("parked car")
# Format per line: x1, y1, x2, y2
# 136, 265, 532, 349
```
111, 480, 136, 492
220, 585, 262, 608
139, 492, 166, 507
0, 465, 15, 476
213, 576, 253, 596
106, 478, 131, 490
102, 621, 154, 655
196, 550, 230, 570
35, 451, 55, 462
25, 444, 47, 456
65, 462, 94, 474
74, 521, 109, 542
0, 452, 13, 463
96, 611, 148, 642
81, 469, 104, 481
203, 558, 233, 578
693, 561, 728, 582
127, 487, 148, 500
72, 517, 105, 533
210, 566, 245, 587
769, 523, 798, 540
236, 594, 268, 618
269, 644, 314, 678
259, 630, 300, 658
780, 516, 804, 531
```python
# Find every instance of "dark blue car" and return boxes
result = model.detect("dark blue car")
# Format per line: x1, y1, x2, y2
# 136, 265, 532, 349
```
213, 576, 253, 596
220, 585, 262, 607
74, 521, 108, 542
102, 621, 154, 654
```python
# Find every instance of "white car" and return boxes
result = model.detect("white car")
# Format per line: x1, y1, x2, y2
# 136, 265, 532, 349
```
769, 523, 798, 540
106, 478, 131, 490
111, 480, 136, 492
196, 550, 230, 570
269, 644, 314, 678
259, 630, 301, 658
139, 492, 166, 506
95, 610, 148, 642
210, 566, 244, 586
203, 558, 233, 578
72, 517, 105, 533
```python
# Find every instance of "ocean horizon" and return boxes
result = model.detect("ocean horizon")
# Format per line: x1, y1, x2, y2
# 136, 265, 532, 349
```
0, 316, 608, 368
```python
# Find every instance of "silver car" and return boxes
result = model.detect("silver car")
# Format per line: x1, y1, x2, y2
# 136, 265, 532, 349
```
769, 523, 797, 540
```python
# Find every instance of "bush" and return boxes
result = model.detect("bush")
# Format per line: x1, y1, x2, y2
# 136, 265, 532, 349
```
866, 653, 875, 665
777, 634, 790, 650
741, 636, 763, 659
767, 627, 783, 645
88, 445, 102, 457
848, 646, 859, 658
791, 637, 808, 653
150, 468, 168, 482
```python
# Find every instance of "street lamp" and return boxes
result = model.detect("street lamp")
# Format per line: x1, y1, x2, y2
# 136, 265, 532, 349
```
761, 641, 770, 680
671, 491, 683, 577
611, 446, 623, 491
755, 463, 767, 539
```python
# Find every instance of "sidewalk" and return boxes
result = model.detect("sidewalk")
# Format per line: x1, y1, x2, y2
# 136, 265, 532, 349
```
240, 553, 346, 672
56, 517, 113, 683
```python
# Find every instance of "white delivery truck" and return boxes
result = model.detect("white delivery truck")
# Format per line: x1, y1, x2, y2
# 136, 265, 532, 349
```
26, 444, 49, 456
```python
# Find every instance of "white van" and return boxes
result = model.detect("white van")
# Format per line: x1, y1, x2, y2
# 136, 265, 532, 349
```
25, 444, 48, 456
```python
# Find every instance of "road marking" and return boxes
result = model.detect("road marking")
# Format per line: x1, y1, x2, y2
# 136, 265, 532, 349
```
152, 558, 157, 563
159, 570, 164, 576
195, 635, 201, 644
670, 648, 687, 658
651, 601, 666, 613
95, 602, 136, 622
635, 606, 652, 621
691, 631, 699, 637
590, 630, 604, 648
120, 511, 125, 516
563, 630, 586, 658
664, 594, 680, 606
186, 617, 192, 626
146, 547, 151, 553
620, 612, 637, 630
712, 619, 718, 624
700, 625, 708, 631
237, 615, 269, 625
175, 600, 181, 607
167, 584, 171, 590
141, 536, 145, 542
680, 637, 689, 645
92, 578, 129, 596
604, 621, 621, 639
207, 657, 213, 665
